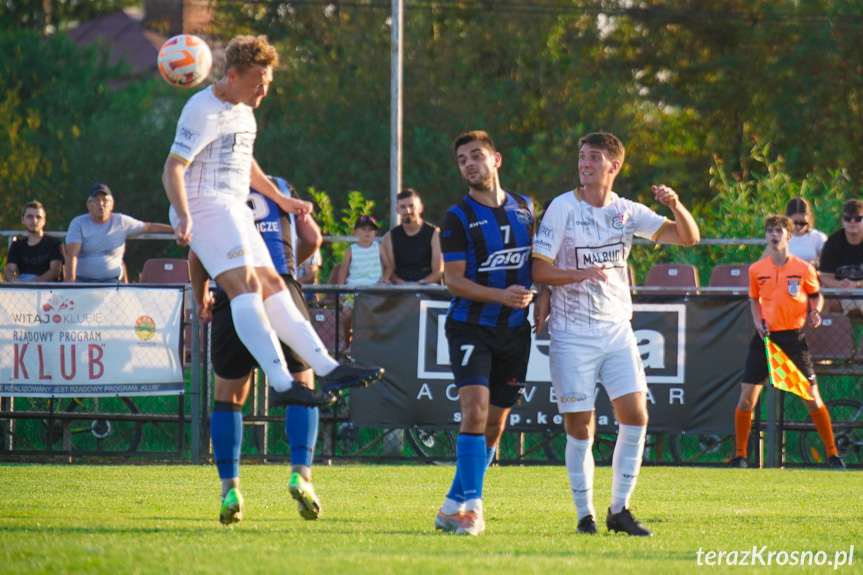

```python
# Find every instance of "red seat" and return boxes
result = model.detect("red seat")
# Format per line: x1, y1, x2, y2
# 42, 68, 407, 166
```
309, 308, 339, 355
644, 264, 700, 295
708, 264, 750, 295
139, 258, 194, 363
139, 258, 190, 284
319, 263, 342, 306
803, 313, 854, 362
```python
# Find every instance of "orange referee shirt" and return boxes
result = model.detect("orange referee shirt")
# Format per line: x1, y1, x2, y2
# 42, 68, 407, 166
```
749, 254, 819, 331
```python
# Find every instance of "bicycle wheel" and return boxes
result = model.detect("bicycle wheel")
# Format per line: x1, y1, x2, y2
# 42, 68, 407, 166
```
541, 431, 616, 464
405, 428, 457, 459
799, 399, 863, 466
668, 434, 735, 464
58, 397, 143, 453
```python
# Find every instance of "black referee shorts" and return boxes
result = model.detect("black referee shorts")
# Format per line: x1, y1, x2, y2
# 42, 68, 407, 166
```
210, 276, 312, 380
444, 318, 531, 409
741, 329, 816, 386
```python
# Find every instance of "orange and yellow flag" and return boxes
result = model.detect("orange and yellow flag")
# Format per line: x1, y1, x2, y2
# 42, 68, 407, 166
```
764, 336, 815, 401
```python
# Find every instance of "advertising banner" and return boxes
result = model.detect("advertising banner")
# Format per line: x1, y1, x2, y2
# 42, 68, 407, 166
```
350, 292, 750, 434
0, 285, 185, 397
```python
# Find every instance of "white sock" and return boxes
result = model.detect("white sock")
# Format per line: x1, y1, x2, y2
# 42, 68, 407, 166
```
440, 498, 463, 515
221, 478, 238, 499
565, 434, 595, 521
263, 290, 339, 375
230, 293, 293, 391
610, 423, 646, 514
464, 498, 483, 514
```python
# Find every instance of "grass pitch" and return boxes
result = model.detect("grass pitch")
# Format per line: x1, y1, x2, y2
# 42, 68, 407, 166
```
0, 464, 859, 574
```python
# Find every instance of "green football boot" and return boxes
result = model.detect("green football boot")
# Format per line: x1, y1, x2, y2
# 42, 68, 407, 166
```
288, 472, 321, 520
219, 487, 244, 526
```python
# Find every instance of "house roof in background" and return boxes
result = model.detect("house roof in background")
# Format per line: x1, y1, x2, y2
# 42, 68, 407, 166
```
67, 8, 166, 81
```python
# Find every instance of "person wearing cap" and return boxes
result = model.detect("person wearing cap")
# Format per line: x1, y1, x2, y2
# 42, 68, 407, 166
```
4, 201, 65, 282
380, 189, 443, 286
337, 215, 384, 348
818, 199, 863, 316
64, 184, 174, 283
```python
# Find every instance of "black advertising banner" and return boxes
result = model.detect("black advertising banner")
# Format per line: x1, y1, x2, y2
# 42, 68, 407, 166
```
350, 292, 751, 434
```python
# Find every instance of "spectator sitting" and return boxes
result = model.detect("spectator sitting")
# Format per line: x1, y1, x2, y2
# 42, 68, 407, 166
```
786, 197, 827, 264
818, 199, 863, 316
64, 184, 174, 283
4, 201, 65, 282
380, 188, 443, 285
337, 215, 384, 348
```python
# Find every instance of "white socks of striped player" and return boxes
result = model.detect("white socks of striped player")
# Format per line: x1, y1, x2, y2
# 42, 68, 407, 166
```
610, 423, 646, 514
229, 293, 293, 392
263, 290, 339, 376
565, 434, 595, 521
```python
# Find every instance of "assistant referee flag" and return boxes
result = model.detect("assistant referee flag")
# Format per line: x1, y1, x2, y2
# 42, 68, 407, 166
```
764, 336, 815, 401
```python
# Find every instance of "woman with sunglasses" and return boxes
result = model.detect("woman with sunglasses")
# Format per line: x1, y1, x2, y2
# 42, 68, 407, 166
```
785, 197, 827, 264
818, 199, 863, 316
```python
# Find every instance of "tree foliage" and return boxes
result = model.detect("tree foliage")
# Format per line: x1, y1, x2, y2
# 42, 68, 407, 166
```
4, 0, 863, 279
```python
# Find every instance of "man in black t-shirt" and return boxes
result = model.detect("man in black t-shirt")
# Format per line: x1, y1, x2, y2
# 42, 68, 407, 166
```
4, 201, 64, 282
819, 199, 863, 315
380, 189, 443, 285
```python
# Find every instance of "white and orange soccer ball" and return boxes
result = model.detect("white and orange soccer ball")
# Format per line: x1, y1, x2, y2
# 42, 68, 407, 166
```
157, 34, 213, 88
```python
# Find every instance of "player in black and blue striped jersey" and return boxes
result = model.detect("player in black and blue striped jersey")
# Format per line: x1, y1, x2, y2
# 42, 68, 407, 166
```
434, 131, 535, 536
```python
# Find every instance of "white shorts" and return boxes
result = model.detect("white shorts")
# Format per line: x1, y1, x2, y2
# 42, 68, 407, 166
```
170, 198, 273, 279
549, 322, 648, 413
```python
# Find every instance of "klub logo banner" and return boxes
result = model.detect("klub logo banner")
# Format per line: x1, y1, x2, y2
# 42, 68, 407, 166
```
0, 286, 185, 397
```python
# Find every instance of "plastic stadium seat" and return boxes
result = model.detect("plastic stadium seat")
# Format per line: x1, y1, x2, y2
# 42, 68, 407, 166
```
319, 263, 342, 306
139, 258, 190, 284
803, 313, 854, 362
309, 308, 339, 355
644, 264, 700, 295
708, 264, 750, 295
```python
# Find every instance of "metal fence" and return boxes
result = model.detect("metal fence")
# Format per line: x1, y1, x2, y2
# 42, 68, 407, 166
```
1, 284, 860, 468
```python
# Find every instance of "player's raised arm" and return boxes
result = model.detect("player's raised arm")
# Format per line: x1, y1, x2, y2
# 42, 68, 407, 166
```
250, 159, 312, 216
163, 156, 192, 246
652, 185, 700, 246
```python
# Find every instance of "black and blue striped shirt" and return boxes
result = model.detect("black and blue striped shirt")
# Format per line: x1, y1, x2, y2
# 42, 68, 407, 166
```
440, 191, 534, 328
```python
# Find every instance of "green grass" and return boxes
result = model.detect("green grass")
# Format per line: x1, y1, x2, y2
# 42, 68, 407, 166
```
0, 464, 860, 574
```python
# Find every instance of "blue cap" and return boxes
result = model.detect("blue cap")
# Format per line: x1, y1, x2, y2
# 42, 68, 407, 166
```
87, 183, 113, 200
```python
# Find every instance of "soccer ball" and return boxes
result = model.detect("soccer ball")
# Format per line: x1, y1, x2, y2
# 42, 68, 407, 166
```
157, 34, 212, 88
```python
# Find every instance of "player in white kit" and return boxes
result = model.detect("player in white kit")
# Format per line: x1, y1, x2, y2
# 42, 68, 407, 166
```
532, 132, 699, 537
162, 35, 383, 417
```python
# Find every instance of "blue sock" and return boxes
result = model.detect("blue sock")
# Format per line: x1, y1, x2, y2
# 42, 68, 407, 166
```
456, 433, 486, 501
485, 445, 497, 469
211, 403, 243, 480
446, 467, 464, 503
286, 405, 319, 468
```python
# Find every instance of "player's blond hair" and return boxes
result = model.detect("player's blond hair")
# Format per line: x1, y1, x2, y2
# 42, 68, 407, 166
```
578, 132, 625, 165
225, 35, 279, 73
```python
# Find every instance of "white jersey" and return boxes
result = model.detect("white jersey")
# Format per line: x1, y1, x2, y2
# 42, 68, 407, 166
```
788, 229, 827, 264
169, 86, 256, 204
532, 189, 668, 331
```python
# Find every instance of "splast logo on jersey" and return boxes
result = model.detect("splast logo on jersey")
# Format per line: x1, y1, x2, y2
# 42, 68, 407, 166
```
477, 246, 531, 272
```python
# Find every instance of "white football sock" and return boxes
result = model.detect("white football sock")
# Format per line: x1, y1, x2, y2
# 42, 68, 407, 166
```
440, 498, 463, 515
464, 498, 483, 514
230, 293, 293, 391
221, 478, 238, 499
610, 423, 646, 514
263, 290, 339, 375
565, 434, 596, 521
